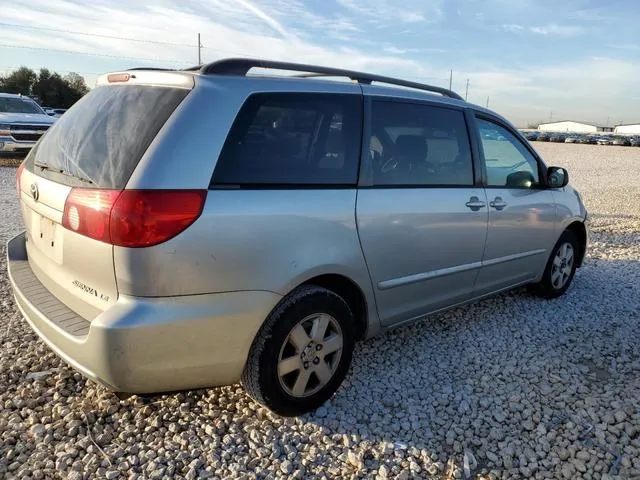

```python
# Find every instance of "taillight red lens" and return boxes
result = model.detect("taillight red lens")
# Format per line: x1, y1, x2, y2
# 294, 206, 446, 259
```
62, 189, 206, 247
110, 190, 206, 247
62, 189, 121, 243
16, 162, 25, 196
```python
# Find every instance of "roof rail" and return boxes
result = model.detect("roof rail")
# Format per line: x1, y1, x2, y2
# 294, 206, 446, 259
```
198, 58, 464, 101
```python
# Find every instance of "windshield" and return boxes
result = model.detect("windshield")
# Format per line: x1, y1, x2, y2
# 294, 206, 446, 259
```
0, 97, 45, 114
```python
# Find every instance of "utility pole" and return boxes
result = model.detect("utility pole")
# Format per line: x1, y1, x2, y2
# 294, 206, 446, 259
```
486, 96, 489, 108
465, 79, 469, 101
449, 70, 452, 90
197, 33, 202, 65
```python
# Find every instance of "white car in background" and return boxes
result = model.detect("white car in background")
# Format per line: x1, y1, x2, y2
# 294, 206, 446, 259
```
0, 93, 56, 152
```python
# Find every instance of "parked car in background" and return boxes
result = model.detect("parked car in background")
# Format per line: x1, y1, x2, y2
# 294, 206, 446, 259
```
612, 136, 631, 146
482, 130, 507, 141
0, 93, 56, 152
597, 137, 612, 145
524, 131, 539, 141
550, 133, 566, 143
630, 136, 640, 147
8, 58, 590, 416
538, 132, 551, 142
564, 136, 578, 143
42, 107, 67, 118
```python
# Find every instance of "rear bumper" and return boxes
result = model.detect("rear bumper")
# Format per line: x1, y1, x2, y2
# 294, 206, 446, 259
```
0, 137, 35, 151
7, 231, 281, 393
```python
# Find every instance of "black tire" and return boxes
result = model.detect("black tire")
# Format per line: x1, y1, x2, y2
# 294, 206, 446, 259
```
241, 285, 355, 416
530, 230, 579, 299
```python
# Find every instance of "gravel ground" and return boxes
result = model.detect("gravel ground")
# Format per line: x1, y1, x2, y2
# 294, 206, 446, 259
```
1, 144, 639, 480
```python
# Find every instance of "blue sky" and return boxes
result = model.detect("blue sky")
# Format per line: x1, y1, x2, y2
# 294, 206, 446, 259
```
1, 0, 638, 126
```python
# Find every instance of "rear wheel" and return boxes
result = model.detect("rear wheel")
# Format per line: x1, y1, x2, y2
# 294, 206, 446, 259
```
241, 286, 355, 416
530, 230, 579, 299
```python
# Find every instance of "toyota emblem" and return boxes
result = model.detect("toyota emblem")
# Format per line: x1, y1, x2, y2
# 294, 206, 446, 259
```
30, 183, 39, 202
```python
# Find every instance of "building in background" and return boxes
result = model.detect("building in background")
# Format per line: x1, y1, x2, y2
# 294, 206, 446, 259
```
614, 123, 640, 135
537, 121, 614, 133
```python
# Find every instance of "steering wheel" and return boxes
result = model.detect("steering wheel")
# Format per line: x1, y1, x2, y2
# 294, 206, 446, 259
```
381, 156, 406, 173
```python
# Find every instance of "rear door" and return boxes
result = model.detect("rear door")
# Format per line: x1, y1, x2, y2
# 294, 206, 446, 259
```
18, 77, 191, 320
356, 96, 488, 326
472, 114, 557, 295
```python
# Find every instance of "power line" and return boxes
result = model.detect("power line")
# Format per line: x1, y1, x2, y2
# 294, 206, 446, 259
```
0, 21, 253, 57
0, 65, 103, 76
0, 43, 190, 64
1, 21, 461, 85
0, 21, 196, 48
0, 33, 459, 90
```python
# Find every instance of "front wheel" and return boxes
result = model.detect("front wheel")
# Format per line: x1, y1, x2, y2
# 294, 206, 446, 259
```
241, 286, 355, 416
530, 230, 579, 299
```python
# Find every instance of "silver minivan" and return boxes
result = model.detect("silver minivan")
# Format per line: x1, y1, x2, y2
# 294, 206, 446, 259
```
8, 59, 589, 416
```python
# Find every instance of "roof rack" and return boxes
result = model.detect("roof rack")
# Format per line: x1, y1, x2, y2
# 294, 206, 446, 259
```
197, 58, 464, 101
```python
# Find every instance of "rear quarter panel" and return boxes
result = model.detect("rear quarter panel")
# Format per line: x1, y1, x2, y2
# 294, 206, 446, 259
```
113, 190, 381, 334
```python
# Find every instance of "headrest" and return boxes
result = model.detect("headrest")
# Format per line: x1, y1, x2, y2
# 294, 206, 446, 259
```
325, 130, 344, 152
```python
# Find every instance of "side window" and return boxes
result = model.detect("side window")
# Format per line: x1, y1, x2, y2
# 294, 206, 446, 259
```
212, 93, 362, 186
368, 101, 474, 186
476, 117, 540, 188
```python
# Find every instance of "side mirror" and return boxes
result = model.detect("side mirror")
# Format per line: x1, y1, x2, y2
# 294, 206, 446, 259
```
506, 171, 536, 188
547, 166, 569, 188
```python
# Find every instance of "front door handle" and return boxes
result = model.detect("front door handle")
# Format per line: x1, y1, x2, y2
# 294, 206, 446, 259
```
489, 196, 508, 210
465, 196, 486, 211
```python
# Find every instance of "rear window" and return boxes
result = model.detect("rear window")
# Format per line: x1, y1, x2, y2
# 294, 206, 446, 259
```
26, 85, 189, 189
212, 93, 362, 186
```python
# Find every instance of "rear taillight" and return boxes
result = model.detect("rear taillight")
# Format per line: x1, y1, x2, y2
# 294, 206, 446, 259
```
16, 162, 25, 197
63, 189, 121, 243
110, 190, 206, 247
63, 189, 206, 247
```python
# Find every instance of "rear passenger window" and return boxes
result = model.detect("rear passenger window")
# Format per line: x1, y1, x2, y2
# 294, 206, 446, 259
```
212, 93, 362, 186
368, 101, 474, 186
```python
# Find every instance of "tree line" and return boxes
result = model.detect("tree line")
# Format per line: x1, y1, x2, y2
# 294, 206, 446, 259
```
0, 66, 89, 109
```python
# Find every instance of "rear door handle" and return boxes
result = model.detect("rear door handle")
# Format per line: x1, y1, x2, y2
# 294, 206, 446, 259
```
465, 196, 486, 211
489, 197, 508, 210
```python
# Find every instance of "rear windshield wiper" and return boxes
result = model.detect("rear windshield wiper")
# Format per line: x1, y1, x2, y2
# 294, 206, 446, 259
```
34, 161, 50, 170
34, 161, 93, 184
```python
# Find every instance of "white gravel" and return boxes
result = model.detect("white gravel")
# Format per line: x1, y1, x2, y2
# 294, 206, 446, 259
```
1, 144, 639, 479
